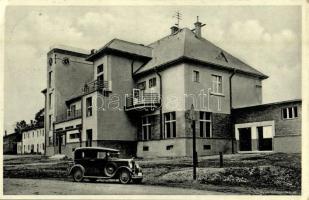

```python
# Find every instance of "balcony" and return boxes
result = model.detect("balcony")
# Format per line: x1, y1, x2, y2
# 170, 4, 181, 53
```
125, 92, 160, 111
83, 80, 110, 94
55, 109, 82, 123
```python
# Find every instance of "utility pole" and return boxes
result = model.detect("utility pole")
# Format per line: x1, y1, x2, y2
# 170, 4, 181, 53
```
190, 104, 198, 180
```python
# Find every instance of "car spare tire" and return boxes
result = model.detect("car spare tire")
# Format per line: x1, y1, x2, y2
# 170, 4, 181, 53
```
104, 162, 117, 177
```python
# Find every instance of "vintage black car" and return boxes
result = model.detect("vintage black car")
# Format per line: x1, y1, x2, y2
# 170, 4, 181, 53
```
68, 147, 143, 184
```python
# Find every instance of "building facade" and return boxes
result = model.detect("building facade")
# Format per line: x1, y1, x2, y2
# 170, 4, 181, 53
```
232, 99, 302, 153
3, 132, 20, 154
21, 126, 45, 154
42, 21, 301, 158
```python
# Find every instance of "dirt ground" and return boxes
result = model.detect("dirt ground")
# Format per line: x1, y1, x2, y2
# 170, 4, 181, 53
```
3, 152, 301, 195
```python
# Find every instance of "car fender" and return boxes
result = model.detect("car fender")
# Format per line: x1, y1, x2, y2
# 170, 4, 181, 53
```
115, 166, 133, 177
68, 164, 85, 176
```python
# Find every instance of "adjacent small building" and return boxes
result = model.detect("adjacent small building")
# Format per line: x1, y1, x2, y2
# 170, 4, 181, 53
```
3, 132, 21, 154
21, 124, 45, 154
232, 99, 301, 153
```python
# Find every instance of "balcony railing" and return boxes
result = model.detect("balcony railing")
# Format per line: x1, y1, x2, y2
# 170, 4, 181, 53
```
83, 80, 109, 94
125, 92, 160, 111
55, 109, 82, 123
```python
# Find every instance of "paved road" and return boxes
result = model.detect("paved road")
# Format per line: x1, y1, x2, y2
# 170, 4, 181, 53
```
4, 178, 226, 195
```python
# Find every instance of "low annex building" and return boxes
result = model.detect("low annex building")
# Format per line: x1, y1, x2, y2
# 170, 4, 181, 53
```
21, 124, 45, 154
42, 20, 302, 158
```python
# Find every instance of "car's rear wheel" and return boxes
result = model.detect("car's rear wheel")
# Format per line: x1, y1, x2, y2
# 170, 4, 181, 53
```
72, 168, 84, 182
119, 170, 131, 184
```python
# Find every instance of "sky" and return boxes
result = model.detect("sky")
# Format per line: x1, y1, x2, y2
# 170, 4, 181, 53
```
4, 5, 302, 133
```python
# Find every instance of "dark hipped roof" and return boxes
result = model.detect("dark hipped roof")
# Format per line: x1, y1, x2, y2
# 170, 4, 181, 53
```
134, 28, 268, 79
86, 39, 152, 61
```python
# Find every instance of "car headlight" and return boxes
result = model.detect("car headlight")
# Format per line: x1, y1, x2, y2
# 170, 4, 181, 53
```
129, 161, 133, 168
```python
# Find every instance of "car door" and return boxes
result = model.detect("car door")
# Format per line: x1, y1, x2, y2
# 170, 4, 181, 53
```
94, 151, 108, 176
82, 150, 98, 176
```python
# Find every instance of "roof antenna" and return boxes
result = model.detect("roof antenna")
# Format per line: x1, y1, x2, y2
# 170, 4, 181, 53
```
173, 11, 182, 28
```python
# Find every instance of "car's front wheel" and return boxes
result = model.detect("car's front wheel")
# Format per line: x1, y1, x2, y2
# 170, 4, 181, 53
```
72, 168, 84, 182
119, 170, 131, 184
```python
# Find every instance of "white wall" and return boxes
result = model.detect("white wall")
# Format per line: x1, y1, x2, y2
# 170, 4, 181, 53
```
22, 128, 45, 154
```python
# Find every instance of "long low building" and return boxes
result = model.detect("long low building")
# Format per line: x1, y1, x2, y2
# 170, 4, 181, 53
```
22, 125, 45, 154
232, 99, 301, 153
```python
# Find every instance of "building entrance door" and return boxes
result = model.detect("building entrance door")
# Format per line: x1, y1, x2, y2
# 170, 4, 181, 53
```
86, 129, 92, 147
238, 127, 252, 151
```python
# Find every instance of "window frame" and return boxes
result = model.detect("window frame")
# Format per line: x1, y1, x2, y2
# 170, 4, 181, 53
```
86, 97, 93, 117
193, 70, 200, 83
149, 77, 157, 88
282, 106, 298, 120
212, 74, 223, 94
164, 112, 176, 139
199, 111, 212, 138
142, 116, 153, 141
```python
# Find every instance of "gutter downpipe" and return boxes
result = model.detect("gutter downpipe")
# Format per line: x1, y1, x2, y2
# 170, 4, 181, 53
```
229, 69, 236, 154
155, 67, 163, 139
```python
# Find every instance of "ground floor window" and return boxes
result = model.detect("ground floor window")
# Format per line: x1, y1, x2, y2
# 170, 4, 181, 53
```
142, 116, 154, 140
199, 111, 212, 138
164, 112, 176, 138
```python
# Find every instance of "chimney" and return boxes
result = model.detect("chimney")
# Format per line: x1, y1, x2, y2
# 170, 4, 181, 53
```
170, 26, 179, 35
90, 49, 97, 54
194, 16, 202, 38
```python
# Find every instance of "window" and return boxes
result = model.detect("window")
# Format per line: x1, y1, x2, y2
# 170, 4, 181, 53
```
24, 133, 25, 139
48, 71, 53, 88
143, 146, 149, 151
200, 112, 212, 138
42, 143, 44, 150
193, 70, 200, 82
212, 75, 223, 94
137, 81, 146, 90
86, 97, 92, 117
142, 116, 153, 140
61, 135, 66, 146
76, 124, 82, 129
69, 105, 76, 117
203, 145, 211, 150
69, 133, 80, 139
49, 114, 52, 130
97, 64, 104, 84
164, 112, 176, 138
42, 129, 44, 136
97, 64, 103, 74
166, 145, 174, 150
65, 126, 73, 130
97, 151, 107, 159
33, 131, 34, 137
49, 93, 53, 109
149, 77, 156, 88
282, 106, 298, 119
49, 136, 53, 145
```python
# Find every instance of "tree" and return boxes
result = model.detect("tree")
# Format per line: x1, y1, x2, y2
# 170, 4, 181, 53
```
14, 120, 27, 135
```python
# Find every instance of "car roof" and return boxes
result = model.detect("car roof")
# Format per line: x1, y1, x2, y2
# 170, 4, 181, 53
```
74, 147, 120, 152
